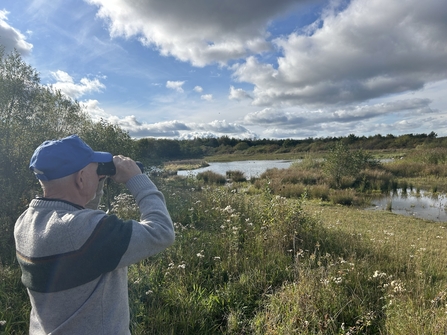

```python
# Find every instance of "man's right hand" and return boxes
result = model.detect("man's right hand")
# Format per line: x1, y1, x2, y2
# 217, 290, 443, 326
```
111, 155, 142, 184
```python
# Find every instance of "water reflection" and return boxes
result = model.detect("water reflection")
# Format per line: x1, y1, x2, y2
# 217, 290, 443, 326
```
177, 160, 294, 179
369, 189, 447, 222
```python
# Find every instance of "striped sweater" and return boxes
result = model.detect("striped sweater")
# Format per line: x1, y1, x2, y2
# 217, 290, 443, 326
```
14, 174, 175, 334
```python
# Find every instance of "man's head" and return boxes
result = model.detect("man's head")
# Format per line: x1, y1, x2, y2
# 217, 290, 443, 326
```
30, 135, 112, 181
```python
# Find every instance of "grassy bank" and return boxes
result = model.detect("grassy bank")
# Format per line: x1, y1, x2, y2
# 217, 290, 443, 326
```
4, 177, 447, 334
122, 182, 447, 334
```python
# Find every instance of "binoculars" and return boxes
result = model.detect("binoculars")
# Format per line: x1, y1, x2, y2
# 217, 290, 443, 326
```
97, 161, 144, 176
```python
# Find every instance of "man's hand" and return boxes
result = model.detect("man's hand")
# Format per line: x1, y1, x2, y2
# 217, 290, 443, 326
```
111, 155, 142, 184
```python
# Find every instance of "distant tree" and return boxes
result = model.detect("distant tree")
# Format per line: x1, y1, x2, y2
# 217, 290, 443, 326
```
234, 142, 249, 151
428, 131, 437, 138
323, 141, 375, 189
135, 138, 160, 165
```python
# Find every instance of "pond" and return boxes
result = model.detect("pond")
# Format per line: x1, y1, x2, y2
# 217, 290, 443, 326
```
176, 159, 447, 222
369, 189, 447, 222
177, 160, 294, 179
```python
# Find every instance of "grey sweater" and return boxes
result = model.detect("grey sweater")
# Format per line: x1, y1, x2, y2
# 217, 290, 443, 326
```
14, 174, 175, 334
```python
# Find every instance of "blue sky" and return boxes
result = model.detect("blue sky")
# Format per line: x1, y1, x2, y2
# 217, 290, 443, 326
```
1, 0, 447, 139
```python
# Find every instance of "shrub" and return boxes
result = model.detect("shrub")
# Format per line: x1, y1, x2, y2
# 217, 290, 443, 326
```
329, 189, 358, 206
309, 184, 330, 201
196, 171, 226, 184
324, 141, 377, 188
278, 183, 307, 198
226, 170, 246, 182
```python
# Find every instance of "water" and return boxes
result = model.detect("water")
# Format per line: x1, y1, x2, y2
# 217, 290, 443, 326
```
369, 189, 447, 222
177, 159, 447, 222
177, 160, 294, 179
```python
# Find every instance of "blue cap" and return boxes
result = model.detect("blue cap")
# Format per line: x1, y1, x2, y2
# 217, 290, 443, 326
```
30, 135, 113, 181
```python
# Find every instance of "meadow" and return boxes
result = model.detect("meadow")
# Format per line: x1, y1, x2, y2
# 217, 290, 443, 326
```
2, 146, 447, 334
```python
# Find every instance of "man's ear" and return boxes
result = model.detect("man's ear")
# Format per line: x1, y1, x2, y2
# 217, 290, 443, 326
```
74, 169, 85, 190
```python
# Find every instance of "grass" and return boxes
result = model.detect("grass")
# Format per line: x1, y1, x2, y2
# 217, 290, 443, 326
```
163, 159, 209, 172
4, 146, 447, 334
204, 152, 308, 162
3, 182, 447, 334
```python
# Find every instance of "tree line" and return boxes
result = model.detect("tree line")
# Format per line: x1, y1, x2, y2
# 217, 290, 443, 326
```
134, 131, 442, 163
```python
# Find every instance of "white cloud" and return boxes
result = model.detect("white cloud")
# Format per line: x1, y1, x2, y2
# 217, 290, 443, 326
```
194, 86, 203, 93
228, 86, 252, 100
85, 0, 308, 66
50, 70, 105, 99
0, 10, 33, 55
79, 105, 257, 138
201, 94, 213, 101
81, 99, 111, 120
233, 0, 447, 108
166, 80, 185, 93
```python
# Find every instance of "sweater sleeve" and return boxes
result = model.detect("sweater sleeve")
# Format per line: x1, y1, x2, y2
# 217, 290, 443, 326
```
116, 174, 175, 267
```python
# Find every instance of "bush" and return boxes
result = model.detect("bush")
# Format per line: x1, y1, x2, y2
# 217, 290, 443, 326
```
196, 171, 226, 184
329, 189, 358, 206
226, 170, 246, 182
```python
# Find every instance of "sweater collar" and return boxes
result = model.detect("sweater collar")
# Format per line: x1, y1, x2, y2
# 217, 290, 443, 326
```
36, 197, 85, 210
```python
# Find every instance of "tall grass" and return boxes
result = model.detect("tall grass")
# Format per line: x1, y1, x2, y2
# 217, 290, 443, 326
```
119, 177, 447, 334
3, 169, 447, 333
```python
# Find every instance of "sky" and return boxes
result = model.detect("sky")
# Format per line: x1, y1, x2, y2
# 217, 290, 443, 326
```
1, 0, 447, 140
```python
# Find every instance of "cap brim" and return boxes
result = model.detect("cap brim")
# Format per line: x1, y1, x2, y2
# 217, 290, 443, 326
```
91, 151, 113, 163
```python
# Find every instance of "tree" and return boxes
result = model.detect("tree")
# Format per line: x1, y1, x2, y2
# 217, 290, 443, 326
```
323, 141, 375, 188
80, 119, 134, 156
0, 47, 90, 262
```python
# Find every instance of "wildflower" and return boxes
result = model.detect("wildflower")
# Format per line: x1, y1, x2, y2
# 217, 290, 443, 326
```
320, 278, 330, 286
213, 256, 221, 261
372, 270, 387, 278
196, 251, 205, 258
145, 290, 153, 295
178, 264, 186, 269
224, 205, 234, 213
333, 277, 343, 284
391, 280, 406, 293
0, 321, 6, 326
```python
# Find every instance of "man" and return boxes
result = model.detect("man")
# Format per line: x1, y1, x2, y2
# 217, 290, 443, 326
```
14, 134, 175, 334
